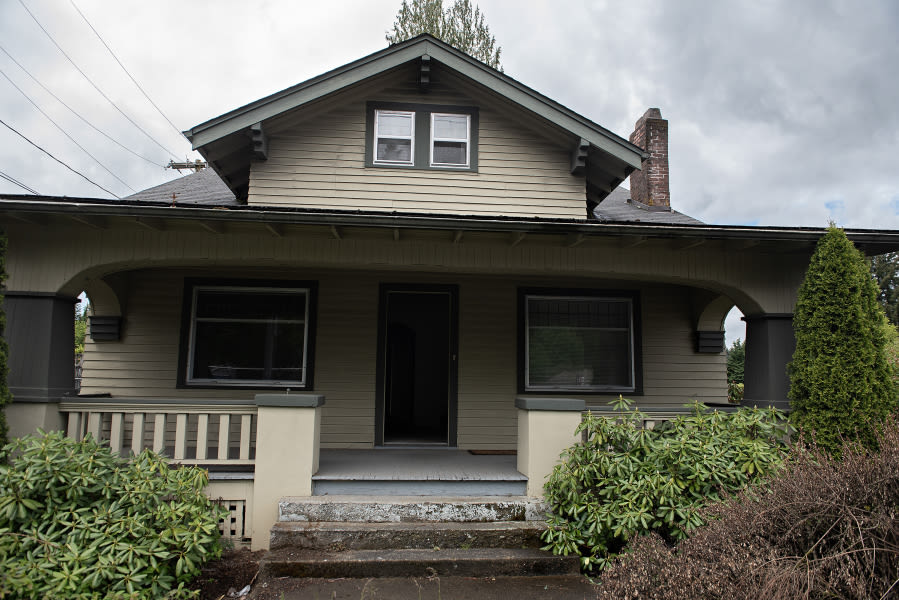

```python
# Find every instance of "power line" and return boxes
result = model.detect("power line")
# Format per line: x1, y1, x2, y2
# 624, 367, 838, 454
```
0, 66, 136, 193
69, 0, 184, 139
0, 44, 166, 168
0, 117, 120, 199
16, 0, 182, 160
0, 169, 40, 195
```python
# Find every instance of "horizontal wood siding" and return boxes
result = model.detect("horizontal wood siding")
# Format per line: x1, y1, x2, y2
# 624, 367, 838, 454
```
248, 74, 586, 218
80, 269, 727, 449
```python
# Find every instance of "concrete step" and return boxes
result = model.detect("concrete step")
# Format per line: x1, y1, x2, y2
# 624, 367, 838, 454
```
261, 547, 580, 579
270, 520, 546, 551
279, 495, 549, 523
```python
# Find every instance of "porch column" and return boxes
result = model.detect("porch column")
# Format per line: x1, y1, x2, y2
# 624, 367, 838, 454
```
3, 293, 76, 438
516, 397, 584, 497
742, 314, 795, 411
251, 393, 324, 551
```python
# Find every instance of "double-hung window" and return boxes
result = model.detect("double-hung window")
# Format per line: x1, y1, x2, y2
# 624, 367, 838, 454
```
180, 280, 317, 389
430, 113, 470, 167
374, 110, 415, 165
367, 102, 478, 171
520, 289, 640, 393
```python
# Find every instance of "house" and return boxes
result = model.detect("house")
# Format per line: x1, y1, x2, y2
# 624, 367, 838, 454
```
3, 35, 898, 550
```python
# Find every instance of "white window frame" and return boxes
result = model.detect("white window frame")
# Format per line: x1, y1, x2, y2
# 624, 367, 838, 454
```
186, 285, 311, 387
373, 109, 415, 166
430, 112, 471, 168
524, 294, 635, 393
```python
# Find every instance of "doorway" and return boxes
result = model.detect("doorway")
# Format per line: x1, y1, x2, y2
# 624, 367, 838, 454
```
376, 284, 458, 446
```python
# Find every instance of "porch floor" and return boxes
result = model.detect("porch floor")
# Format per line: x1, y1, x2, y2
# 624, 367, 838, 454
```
312, 449, 527, 496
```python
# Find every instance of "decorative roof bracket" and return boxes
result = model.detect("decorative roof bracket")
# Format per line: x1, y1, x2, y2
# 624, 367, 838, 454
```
419, 55, 431, 93
570, 138, 589, 175
249, 122, 268, 160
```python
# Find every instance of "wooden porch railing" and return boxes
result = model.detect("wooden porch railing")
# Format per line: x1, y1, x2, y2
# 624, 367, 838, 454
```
58, 399, 257, 466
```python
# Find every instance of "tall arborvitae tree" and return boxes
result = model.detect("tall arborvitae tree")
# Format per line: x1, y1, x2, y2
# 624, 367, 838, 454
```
0, 232, 11, 446
788, 226, 897, 455
870, 251, 899, 326
386, 0, 502, 70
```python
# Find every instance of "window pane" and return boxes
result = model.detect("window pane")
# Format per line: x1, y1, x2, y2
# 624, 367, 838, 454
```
377, 112, 412, 136
193, 321, 306, 381
196, 290, 306, 321
433, 114, 468, 139
527, 297, 632, 389
377, 138, 412, 162
433, 141, 467, 165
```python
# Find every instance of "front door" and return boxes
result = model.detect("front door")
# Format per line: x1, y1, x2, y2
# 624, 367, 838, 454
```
376, 284, 458, 446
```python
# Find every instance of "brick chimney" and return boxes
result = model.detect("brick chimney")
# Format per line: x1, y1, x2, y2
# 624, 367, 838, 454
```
628, 108, 670, 208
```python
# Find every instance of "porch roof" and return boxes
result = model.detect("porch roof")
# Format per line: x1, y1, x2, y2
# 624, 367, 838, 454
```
2, 194, 899, 255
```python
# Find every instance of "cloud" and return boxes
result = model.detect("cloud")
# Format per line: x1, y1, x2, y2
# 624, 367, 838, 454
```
0, 0, 896, 232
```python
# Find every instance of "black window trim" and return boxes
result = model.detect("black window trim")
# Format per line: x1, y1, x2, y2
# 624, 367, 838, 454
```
365, 101, 479, 172
517, 287, 643, 396
177, 278, 318, 390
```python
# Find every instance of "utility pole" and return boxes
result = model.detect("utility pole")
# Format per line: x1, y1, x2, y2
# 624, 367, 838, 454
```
167, 159, 207, 172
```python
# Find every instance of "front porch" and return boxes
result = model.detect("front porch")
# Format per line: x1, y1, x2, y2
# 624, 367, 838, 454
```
51, 394, 583, 550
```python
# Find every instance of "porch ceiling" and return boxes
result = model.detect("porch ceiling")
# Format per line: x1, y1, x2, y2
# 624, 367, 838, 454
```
2, 195, 899, 255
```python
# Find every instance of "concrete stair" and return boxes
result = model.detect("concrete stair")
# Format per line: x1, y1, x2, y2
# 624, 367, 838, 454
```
310, 449, 528, 496
262, 495, 579, 579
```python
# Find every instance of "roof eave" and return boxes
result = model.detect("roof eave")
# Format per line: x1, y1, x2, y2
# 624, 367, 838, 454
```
3, 196, 898, 253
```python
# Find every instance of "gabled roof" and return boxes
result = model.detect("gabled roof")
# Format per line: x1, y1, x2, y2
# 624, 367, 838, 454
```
184, 34, 647, 204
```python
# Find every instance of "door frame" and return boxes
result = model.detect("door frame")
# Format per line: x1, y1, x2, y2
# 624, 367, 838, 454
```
375, 283, 459, 447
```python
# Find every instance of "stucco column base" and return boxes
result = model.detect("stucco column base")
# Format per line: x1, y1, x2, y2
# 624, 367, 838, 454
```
5, 401, 64, 440
251, 394, 324, 551
516, 397, 585, 498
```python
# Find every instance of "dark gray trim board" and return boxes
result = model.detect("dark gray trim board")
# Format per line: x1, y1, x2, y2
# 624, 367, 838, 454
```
255, 394, 325, 408
4, 291, 79, 301
515, 397, 585, 411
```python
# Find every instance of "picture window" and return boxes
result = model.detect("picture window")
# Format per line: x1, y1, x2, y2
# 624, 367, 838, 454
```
180, 281, 317, 389
520, 290, 639, 394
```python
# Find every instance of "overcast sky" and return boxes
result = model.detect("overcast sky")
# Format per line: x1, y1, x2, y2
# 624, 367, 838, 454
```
2, 0, 898, 341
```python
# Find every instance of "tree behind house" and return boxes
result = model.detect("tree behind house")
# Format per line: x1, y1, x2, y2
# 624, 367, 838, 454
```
726, 339, 744, 384
870, 251, 899, 326
788, 226, 897, 455
386, 0, 502, 70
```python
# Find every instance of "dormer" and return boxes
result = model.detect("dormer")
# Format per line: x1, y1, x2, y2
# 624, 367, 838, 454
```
184, 35, 647, 220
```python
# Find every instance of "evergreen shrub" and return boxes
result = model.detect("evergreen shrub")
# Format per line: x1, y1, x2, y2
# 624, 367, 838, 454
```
0, 431, 225, 599
541, 398, 790, 573
789, 226, 897, 456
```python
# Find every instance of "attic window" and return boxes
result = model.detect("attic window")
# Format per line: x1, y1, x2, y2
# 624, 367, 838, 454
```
374, 110, 415, 165
366, 102, 478, 172
431, 113, 470, 167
